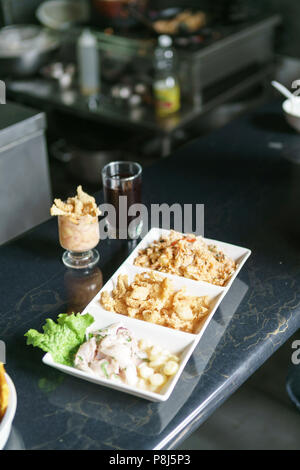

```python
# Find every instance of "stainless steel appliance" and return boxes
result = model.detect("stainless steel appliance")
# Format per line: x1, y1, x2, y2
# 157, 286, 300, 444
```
0, 102, 51, 244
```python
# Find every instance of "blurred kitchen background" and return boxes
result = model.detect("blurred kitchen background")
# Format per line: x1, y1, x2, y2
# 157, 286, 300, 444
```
1, 0, 300, 291
1, 0, 296, 213
1, 0, 299, 209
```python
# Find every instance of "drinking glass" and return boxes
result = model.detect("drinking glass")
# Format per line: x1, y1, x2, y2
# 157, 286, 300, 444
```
101, 161, 142, 239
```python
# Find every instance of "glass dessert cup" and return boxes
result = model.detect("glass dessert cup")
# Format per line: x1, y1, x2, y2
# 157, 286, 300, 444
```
58, 215, 100, 269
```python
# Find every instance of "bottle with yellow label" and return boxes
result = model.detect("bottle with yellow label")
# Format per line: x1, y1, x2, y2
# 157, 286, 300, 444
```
153, 35, 181, 118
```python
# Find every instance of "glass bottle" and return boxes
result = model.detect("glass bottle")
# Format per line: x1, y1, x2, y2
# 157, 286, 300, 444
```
77, 29, 100, 96
153, 35, 181, 118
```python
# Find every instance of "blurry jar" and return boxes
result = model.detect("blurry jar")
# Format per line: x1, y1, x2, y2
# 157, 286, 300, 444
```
153, 35, 181, 117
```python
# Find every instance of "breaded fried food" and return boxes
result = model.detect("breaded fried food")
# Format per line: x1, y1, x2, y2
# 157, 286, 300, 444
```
50, 185, 101, 224
100, 271, 211, 334
0, 363, 9, 421
134, 230, 236, 286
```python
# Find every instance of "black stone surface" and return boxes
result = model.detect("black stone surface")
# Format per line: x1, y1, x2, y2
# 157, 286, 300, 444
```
1, 100, 300, 450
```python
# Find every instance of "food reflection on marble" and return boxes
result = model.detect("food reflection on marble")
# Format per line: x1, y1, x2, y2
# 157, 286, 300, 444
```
64, 267, 103, 314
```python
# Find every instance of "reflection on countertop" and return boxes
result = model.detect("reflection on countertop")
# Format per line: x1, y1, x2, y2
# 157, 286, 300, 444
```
64, 266, 103, 314
4, 426, 25, 451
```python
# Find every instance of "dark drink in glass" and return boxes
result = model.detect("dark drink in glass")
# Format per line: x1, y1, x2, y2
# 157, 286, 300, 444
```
102, 161, 142, 239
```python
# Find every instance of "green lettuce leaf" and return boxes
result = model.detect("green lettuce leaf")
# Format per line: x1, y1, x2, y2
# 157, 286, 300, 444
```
25, 313, 94, 366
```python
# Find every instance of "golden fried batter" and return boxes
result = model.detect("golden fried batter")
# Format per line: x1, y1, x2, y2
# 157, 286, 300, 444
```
100, 271, 211, 334
50, 185, 101, 224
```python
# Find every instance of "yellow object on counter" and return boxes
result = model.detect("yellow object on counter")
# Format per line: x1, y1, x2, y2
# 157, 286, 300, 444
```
154, 83, 181, 117
0, 362, 9, 421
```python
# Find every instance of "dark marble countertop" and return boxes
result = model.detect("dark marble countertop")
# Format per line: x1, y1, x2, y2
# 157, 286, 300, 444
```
1, 100, 300, 450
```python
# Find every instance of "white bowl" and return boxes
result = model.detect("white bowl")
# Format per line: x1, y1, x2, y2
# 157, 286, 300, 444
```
36, 1, 89, 30
0, 374, 17, 450
282, 98, 300, 132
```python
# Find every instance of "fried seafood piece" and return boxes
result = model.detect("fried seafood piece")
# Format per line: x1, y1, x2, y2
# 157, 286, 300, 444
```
50, 185, 101, 222
100, 271, 211, 333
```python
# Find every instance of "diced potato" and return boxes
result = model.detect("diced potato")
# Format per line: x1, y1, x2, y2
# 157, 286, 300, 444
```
149, 345, 163, 361
161, 349, 171, 358
163, 360, 179, 376
138, 364, 154, 379
149, 355, 168, 369
168, 354, 180, 362
138, 338, 152, 350
149, 373, 165, 388
137, 378, 147, 390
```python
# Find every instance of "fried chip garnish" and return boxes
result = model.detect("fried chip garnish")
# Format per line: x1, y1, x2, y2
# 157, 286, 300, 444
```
100, 271, 211, 334
134, 230, 236, 286
77, 185, 95, 205
0, 363, 9, 421
50, 185, 101, 223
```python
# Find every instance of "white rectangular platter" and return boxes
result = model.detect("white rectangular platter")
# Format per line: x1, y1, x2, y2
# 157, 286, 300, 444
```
43, 227, 251, 402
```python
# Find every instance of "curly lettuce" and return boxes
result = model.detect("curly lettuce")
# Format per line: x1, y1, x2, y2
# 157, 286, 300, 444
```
25, 313, 94, 366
